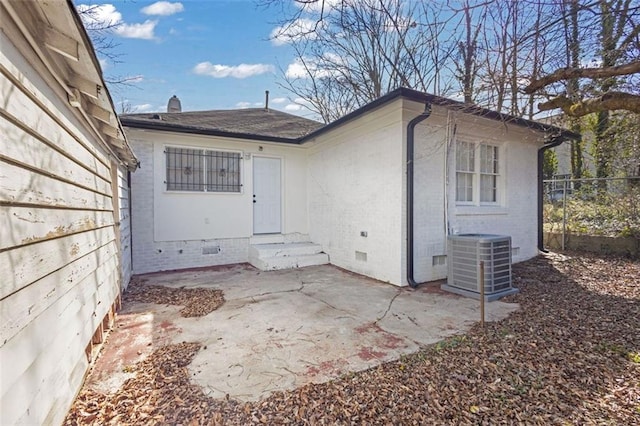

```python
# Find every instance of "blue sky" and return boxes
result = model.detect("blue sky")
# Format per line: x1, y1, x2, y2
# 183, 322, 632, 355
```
76, 1, 312, 116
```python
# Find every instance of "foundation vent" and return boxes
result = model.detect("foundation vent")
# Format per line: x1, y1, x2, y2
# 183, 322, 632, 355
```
432, 255, 447, 266
202, 245, 220, 255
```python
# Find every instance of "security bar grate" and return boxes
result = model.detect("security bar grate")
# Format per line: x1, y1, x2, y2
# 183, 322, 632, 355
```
165, 147, 242, 192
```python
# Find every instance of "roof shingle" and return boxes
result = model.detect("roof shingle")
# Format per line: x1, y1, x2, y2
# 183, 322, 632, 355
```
121, 108, 324, 142
121, 89, 578, 144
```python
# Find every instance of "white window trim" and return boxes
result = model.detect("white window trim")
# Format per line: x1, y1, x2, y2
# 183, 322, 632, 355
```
454, 140, 503, 207
163, 144, 244, 194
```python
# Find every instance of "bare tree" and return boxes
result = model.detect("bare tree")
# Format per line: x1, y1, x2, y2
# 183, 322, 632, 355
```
77, 4, 141, 87
452, 0, 487, 104
270, 0, 640, 163
524, 1, 640, 117
272, 0, 456, 121
523, 0, 639, 180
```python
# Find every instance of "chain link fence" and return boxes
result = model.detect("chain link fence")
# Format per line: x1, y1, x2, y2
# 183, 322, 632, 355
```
543, 176, 640, 250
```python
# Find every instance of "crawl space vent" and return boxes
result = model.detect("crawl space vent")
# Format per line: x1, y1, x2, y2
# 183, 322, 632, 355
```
202, 245, 220, 255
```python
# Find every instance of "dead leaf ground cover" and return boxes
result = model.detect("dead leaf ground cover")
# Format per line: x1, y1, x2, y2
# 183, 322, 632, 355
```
66, 251, 639, 425
124, 277, 225, 317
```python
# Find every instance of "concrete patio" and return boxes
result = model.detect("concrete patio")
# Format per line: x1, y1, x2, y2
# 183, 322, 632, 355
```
86, 264, 519, 402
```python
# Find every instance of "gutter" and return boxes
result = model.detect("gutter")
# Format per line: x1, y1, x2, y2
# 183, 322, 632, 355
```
537, 134, 572, 252
120, 119, 302, 145
300, 87, 579, 144
406, 103, 432, 288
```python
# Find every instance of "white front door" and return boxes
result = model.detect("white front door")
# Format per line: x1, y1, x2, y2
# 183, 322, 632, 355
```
253, 157, 281, 234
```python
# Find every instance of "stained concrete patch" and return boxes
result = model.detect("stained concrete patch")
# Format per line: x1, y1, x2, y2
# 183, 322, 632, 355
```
87, 264, 519, 402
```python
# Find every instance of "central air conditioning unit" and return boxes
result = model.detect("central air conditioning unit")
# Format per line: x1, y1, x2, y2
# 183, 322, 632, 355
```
441, 234, 518, 301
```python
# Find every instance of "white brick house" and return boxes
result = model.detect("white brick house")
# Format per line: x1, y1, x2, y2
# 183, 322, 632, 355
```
122, 88, 577, 286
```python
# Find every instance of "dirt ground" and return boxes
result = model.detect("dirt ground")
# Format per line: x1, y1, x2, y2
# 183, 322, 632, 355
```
65, 251, 639, 425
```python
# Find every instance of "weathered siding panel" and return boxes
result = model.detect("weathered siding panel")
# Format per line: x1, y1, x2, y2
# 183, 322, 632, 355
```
1, 262, 120, 424
1, 240, 118, 345
0, 119, 113, 195
118, 168, 133, 288
0, 206, 115, 250
0, 22, 127, 426
0, 159, 114, 210
0, 69, 111, 181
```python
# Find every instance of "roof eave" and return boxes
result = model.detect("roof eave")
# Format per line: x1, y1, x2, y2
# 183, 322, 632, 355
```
121, 119, 303, 144
299, 87, 580, 142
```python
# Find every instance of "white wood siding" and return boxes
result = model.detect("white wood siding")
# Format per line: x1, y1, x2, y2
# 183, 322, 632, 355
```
0, 29, 124, 426
118, 167, 133, 289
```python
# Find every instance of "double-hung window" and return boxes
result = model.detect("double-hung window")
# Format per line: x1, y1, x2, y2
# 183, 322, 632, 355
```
455, 141, 500, 204
165, 147, 242, 192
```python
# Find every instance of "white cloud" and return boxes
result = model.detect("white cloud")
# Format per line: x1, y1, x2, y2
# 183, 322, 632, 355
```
117, 20, 157, 39
295, 0, 342, 13
77, 4, 121, 27
271, 97, 287, 104
141, 1, 184, 16
126, 75, 145, 83
134, 103, 154, 112
98, 57, 108, 70
284, 97, 311, 112
285, 103, 304, 112
193, 62, 274, 79
76, 4, 157, 40
285, 60, 309, 79
270, 18, 319, 46
235, 101, 267, 109
285, 55, 343, 79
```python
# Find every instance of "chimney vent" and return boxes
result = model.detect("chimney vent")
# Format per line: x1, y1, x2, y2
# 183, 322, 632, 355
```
265, 90, 269, 112
167, 95, 182, 113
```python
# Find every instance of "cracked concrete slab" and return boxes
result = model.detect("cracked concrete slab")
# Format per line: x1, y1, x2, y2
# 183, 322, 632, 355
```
87, 264, 519, 401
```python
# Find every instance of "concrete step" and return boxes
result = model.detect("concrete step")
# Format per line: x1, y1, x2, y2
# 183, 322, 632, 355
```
249, 242, 329, 271
250, 242, 323, 258
249, 234, 285, 245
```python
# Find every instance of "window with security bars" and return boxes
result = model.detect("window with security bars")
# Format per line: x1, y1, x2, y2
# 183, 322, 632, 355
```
165, 147, 242, 192
456, 141, 500, 204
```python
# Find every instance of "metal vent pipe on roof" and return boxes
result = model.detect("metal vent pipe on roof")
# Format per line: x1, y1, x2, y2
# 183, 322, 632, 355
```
265, 90, 269, 112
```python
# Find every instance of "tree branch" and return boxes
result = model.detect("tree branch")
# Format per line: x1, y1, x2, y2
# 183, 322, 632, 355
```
524, 61, 640, 93
538, 92, 640, 116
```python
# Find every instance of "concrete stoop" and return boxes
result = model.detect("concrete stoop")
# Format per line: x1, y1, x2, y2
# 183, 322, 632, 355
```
249, 242, 329, 271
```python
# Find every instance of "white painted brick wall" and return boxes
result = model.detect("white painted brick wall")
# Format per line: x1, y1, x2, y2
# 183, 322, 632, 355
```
307, 101, 405, 285
411, 113, 449, 283
408, 102, 546, 284
129, 138, 252, 274
128, 100, 546, 282
448, 117, 542, 265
